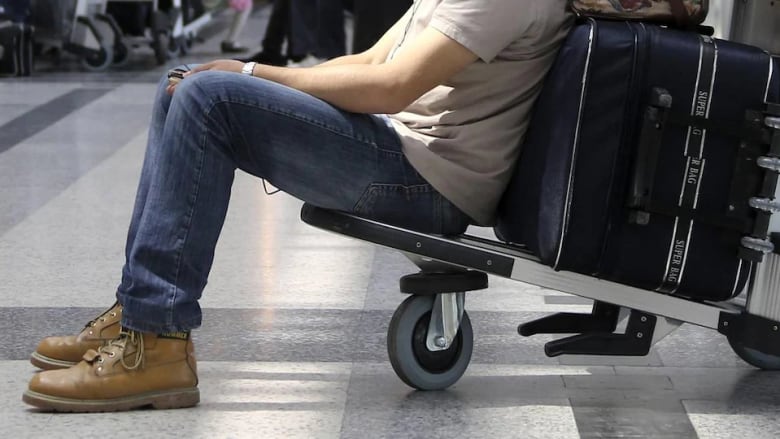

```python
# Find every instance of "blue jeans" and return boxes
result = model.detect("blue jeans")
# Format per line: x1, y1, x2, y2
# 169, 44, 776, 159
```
116, 70, 470, 333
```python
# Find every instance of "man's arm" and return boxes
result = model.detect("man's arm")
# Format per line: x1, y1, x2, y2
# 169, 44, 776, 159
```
189, 27, 478, 114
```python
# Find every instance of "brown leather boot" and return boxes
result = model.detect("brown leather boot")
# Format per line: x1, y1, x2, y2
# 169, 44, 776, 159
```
31, 302, 122, 370
23, 329, 199, 412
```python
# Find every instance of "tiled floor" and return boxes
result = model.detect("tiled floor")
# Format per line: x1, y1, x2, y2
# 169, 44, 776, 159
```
2, 2, 780, 439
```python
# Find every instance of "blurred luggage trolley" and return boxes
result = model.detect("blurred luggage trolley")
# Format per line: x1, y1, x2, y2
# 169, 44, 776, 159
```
30, 0, 214, 70
106, 0, 215, 65
302, 19, 780, 391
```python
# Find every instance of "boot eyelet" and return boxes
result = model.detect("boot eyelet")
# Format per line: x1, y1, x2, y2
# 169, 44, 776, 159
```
108, 352, 115, 357
89, 331, 94, 335
98, 358, 104, 363
110, 312, 116, 317
97, 366, 103, 372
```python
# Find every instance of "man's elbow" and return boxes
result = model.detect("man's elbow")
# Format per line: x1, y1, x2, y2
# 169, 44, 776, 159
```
381, 97, 410, 115
379, 82, 417, 115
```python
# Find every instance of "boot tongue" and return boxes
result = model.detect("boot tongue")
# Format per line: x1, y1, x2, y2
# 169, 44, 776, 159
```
82, 349, 100, 363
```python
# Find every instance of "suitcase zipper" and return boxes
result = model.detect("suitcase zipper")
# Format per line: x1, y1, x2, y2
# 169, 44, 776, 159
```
554, 19, 597, 270
764, 55, 775, 103
597, 22, 648, 276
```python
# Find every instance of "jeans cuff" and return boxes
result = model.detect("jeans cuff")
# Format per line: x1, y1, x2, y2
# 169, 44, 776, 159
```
120, 315, 202, 334
118, 292, 202, 333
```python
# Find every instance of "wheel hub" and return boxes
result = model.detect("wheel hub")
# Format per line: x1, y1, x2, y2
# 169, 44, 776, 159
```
411, 312, 462, 374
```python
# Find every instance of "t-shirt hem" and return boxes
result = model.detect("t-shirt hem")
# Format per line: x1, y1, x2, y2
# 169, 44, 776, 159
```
389, 120, 496, 226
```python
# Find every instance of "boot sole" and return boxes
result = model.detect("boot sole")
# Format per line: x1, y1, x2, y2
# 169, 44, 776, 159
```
22, 388, 200, 412
29, 353, 77, 371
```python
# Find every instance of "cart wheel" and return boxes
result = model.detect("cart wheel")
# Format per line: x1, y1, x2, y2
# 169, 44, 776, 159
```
177, 36, 190, 56
152, 31, 171, 65
387, 295, 473, 390
81, 46, 113, 71
728, 335, 780, 370
167, 36, 181, 59
112, 42, 130, 66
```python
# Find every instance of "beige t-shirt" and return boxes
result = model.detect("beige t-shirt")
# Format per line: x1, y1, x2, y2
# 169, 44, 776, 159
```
387, 0, 573, 225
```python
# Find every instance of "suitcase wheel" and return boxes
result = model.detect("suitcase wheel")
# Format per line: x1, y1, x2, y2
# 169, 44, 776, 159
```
112, 41, 130, 66
387, 295, 473, 390
728, 335, 780, 370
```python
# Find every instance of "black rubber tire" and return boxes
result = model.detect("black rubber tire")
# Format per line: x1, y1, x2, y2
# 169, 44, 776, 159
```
178, 36, 190, 56
167, 35, 180, 59
112, 42, 130, 66
81, 46, 113, 71
387, 295, 473, 390
152, 32, 170, 65
728, 335, 780, 370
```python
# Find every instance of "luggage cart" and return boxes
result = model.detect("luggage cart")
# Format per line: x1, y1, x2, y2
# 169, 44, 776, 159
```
31, 0, 126, 71
106, 0, 216, 65
170, 0, 214, 57
31, 0, 215, 70
299, 66, 780, 392
104, 0, 215, 66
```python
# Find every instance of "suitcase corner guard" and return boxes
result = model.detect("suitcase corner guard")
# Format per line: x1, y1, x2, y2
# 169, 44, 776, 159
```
718, 311, 780, 358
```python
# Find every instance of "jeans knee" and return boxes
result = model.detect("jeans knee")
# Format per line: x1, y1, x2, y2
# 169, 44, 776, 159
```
172, 71, 229, 107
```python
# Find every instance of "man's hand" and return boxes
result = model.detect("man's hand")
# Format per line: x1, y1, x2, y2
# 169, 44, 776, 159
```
189, 59, 245, 74
166, 59, 246, 95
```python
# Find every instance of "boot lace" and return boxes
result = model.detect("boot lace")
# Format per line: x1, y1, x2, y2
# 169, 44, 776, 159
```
85, 301, 120, 328
98, 329, 145, 370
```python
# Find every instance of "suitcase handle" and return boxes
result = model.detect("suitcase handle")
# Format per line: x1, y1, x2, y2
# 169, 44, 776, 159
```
628, 89, 777, 222
627, 87, 672, 222
628, 94, 780, 262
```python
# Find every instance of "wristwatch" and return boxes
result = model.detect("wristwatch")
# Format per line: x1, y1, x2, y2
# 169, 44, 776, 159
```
241, 61, 256, 76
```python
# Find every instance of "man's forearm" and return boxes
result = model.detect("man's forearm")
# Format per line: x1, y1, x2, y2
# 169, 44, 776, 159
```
252, 63, 405, 114
313, 52, 377, 68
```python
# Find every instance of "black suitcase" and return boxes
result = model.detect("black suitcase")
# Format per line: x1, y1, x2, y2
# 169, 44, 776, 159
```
0, 20, 32, 76
495, 19, 780, 301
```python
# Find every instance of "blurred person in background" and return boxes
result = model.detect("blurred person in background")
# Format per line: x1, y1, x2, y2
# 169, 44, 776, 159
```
352, 0, 410, 53
240, 0, 294, 66
221, 0, 254, 53
287, 0, 346, 66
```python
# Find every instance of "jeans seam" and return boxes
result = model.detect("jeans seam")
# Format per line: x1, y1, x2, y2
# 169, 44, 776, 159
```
353, 185, 375, 213
215, 98, 403, 156
353, 183, 436, 215
167, 97, 213, 330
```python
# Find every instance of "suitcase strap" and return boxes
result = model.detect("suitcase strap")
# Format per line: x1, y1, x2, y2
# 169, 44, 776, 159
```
642, 200, 751, 233
665, 112, 772, 145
